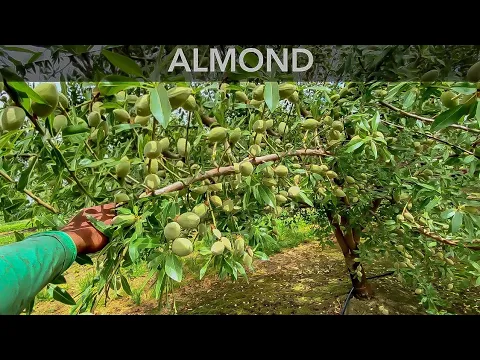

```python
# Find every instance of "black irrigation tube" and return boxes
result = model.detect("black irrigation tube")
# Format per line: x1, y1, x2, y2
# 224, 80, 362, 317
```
340, 271, 395, 315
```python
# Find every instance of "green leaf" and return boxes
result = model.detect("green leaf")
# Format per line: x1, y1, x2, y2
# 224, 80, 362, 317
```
298, 192, 314, 207
155, 269, 166, 299
403, 90, 417, 110
98, 75, 139, 96
101, 49, 144, 78
264, 82, 279, 112
5, 79, 47, 104
61, 124, 90, 136
476, 100, 480, 127
200, 257, 212, 280
370, 141, 378, 159
425, 196, 441, 212
345, 137, 365, 153
50, 274, 67, 285
430, 104, 470, 132
371, 111, 380, 132
441, 209, 456, 220
150, 84, 172, 129
165, 253, 183, 282
17, 155, 37, 192
451, 211, 463, 234
75, 254, 93, 266
120, 274, 132, 296
257, 185, 276, 208
50, 285, 76, 305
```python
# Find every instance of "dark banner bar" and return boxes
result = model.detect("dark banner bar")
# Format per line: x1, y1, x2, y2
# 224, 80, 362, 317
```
1, 45, 479, 82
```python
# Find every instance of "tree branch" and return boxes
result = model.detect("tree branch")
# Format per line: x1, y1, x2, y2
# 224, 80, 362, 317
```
0, 169, 58, 213
140, 148, 329, 198
415, 226, 480, 251
382, 119, 479, 159
379, 101, 480, 134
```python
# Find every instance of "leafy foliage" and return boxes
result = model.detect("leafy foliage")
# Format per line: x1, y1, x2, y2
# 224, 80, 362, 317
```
1, 45, 480, 314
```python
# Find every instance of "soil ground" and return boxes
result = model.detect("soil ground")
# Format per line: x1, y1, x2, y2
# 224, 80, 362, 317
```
32, 241, 428, 315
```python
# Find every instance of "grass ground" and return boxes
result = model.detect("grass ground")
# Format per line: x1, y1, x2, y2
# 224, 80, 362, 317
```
3, 218, 478, 315
0, 219, 38, 246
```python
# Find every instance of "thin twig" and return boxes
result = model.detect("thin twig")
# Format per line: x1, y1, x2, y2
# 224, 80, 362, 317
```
0, 169, 58, 213
379, 101, 480, 134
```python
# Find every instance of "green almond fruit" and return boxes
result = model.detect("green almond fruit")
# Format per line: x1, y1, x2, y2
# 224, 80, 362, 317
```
288, 186, 301, 198
466, 61, 480, 83
172, 238, 193, 257
158, 137, 170, 153
278, 83, 297, 99
211, 241, 225, 256
249, 144, 261, 156
421, 69, 439, 83
135, 94, 151, 116
164, 222, 182, 240
1, 106, 25, 131
274, 165, 288, 177
262, 178, 277, 187
235, 91, 248, 103
396, 214, 405, 222
221, 237, 232, 251
404, 212, 415, 222
88, 111, 102, 128
177, 212, 200, 229
302, 118, 320, 130
182, 95, 197, 112
263, 166, 274, 178
92, 101, 105, 115
253, 120, 266, 133
279, 190, 288, 197
345, 176, 355, 184
112, 214, 136, 227
440, 91, 458, 109
332, 121, 344, 132
208, 126, 227, 143
334, 188, 346, 198
144, 141, 161, 159
193, 203, 209, 219
31, 83, 59, 118
250, 99, 264, 109
277, 121, 288, 135
276, 194, 288, 204
135, 115, 150, 126
127, 94, 138, 104
177, 138, 190, 157
242, 253, 253, 267
113, 108, 130, 123
144, 174, 161, 190
115, 156, 130, 178
310, 164, 323, 174
229, 127, 242, 144
323, 115, 333, 125
210, 195, 223, 207
58, 92, 69, 110
252, 84, 265, 101
208, 183, 222, 192
326, 170, 338, 179
223, 199, 234, 213
234, 237, 245, 256
240, 161, 254, 176
414, 288, 423, 295
53, 115, 68, 133
168, 87, 193, 109
144, 158, 160, 174
265, 119, 274, 130
287, 91, 299, 104
330, 94, 340, 102
114, 193, 130, 203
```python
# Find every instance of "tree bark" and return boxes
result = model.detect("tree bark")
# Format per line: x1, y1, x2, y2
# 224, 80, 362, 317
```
326, 211, 373, 299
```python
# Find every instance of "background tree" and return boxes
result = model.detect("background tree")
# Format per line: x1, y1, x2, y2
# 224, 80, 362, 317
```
1, 45, 480, 314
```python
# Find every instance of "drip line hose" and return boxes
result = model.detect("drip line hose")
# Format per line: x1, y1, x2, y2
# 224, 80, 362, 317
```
340, 271, 395, 315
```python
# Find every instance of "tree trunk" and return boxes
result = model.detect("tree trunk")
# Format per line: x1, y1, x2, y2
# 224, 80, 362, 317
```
326, 212, 374, 299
